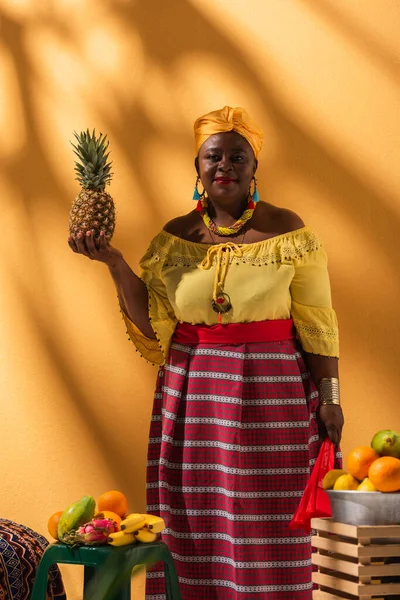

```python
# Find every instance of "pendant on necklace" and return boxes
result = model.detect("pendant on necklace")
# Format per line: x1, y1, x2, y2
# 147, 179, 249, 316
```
212, 291, 232, 316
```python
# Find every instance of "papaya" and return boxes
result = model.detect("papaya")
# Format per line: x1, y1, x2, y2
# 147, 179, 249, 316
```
58, 495, 96, 544
371, 430, 400, 459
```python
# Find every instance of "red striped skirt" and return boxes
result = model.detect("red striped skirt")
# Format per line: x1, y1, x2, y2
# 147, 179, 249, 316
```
146, 320, 341, 600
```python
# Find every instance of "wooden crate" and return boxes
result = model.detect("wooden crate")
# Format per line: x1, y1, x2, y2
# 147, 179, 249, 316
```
311, 517, 400, 599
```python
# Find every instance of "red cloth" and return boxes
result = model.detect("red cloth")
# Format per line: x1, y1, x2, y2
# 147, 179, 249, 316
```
174, 319, 294, 345
290, 439, 334, 533
146, 323, 341, 599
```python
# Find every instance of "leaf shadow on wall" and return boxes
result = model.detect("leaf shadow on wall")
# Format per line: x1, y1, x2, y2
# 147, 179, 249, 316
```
297, 0, 400, 82
0, 10, 151, 497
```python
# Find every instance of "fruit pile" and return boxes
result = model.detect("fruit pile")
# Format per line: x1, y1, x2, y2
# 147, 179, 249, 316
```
323, 429, 400, 492
47, 490, 165, 547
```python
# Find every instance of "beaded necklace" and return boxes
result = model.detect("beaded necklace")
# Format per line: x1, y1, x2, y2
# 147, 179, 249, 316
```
197, 196, 256, 236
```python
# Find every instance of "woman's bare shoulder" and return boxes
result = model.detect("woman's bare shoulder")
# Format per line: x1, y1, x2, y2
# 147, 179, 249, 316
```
163, 211, 205, 242
275, 207, 305, 232
256, 202, 305, 234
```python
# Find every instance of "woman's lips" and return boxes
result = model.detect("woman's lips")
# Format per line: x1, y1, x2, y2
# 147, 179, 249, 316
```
214, 178, 237, 184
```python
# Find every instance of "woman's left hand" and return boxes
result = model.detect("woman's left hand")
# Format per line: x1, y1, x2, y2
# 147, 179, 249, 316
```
317, 404, 344, 446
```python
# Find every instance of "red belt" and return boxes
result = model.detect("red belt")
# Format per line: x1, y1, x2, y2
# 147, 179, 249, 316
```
173, 319, 294, 345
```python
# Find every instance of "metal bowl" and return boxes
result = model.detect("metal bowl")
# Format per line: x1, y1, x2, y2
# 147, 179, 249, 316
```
326, 490, 400, 526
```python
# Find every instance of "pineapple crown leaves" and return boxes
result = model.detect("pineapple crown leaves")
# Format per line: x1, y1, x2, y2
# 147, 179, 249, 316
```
71, 128, 114, 192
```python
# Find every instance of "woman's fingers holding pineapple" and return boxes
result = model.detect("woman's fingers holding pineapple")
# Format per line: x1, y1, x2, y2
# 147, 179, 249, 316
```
81, 231, 110, 260
68, 233, 87, 256
84, 230, 101, 257
87, 230, 111, 260
68, 231, 93, 258
98, 230, 111, 250
74, 231, 93, 258
69, 230, 122, 265
85, 230, 123, 265
68, 236, 78, 252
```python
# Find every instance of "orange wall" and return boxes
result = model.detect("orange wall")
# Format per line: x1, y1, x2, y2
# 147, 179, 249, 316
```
1, 1, 399, 598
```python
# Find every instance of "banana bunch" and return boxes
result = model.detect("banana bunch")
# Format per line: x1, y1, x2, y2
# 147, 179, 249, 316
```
107, 513, 165, 547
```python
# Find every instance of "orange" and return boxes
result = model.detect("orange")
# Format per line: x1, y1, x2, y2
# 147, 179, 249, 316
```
47, 511, 63, 540
368, 456, 400, 492
94, 510, 122, 529
97, 490, 129, 518
347, 446, 379, 480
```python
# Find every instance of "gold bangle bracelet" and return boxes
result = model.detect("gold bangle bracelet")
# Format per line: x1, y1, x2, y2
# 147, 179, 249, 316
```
318, 377, 340, 406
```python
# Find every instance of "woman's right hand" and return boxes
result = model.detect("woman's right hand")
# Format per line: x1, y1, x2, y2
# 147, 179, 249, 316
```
68, 230, 123, 268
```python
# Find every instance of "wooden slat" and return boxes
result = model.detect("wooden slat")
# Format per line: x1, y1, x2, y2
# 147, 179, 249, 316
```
359, 582, 400, 595
359, 562, 400, 577
358, 543, 400, 558
314, 572, 400, 597
312, 519, 358, 539
312, 518, 400, 540
357, 525, 400, 539
313, 548, 400, 577
312, 572, 358, 595
312, 531, 400, 558
312, 535, 359, 558
357, 544, 400, 558
312, 553, 358, 576
313, 593, 386, 600
312, 591, 357, 600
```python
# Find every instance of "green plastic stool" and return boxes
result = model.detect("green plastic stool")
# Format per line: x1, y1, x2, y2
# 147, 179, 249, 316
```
30, 540, 182, 600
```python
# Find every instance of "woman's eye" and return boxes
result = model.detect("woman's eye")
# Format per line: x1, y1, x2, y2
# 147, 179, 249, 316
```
232, 155, 244, 162
207, 154, 220, 161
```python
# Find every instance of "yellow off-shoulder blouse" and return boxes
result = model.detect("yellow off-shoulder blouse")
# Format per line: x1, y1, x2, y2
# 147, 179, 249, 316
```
122, 227, 339, 365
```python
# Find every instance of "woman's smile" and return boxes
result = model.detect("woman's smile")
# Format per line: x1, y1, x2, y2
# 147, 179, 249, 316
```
214, 176, 238, 185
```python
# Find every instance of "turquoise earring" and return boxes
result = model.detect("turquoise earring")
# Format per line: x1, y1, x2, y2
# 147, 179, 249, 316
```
248, 176, 259, 209
193, 176, 205, 200
251, 176, 259, 203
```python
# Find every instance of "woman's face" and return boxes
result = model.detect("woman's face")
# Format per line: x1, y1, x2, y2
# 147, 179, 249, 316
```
196, 131, 257, 204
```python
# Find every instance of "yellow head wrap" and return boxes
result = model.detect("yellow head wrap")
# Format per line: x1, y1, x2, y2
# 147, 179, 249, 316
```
194, 106, 263, 159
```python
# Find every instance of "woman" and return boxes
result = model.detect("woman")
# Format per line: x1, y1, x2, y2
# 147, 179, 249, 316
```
69, 106, 344, 600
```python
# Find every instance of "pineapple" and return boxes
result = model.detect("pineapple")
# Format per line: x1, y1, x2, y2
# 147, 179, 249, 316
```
69, 129, 115, 243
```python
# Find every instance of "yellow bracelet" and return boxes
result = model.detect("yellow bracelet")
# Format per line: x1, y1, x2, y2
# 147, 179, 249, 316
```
318, 377, 340, 406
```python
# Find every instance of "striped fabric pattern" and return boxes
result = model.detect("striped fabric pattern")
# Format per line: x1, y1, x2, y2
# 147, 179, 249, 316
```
146, 338, 341, 600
